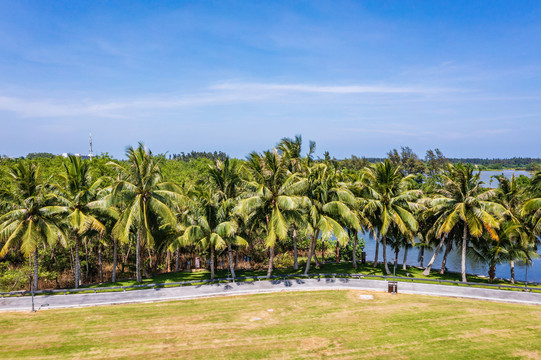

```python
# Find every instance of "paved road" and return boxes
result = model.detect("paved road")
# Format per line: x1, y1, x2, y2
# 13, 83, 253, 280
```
1, 278, 540, 312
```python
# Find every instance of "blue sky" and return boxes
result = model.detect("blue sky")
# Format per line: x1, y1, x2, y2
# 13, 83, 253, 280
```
1, 1, 540, 159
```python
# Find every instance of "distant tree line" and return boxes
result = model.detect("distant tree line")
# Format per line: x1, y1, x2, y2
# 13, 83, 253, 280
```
170, 151, 228, 162
1, 136, 540, 295
13, 149, 541, 172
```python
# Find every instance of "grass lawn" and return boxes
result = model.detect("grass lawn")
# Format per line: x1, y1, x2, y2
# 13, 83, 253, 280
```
1, 290, 540, 359
86, 261, 541, 291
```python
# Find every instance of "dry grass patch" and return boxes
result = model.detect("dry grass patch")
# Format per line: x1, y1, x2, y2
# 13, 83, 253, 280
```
1, 290, 540, 359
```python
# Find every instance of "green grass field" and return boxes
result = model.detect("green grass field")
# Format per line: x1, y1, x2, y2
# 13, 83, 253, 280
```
1, 290, 540, 359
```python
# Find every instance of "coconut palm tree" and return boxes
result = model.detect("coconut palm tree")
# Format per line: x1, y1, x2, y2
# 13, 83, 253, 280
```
362, 160, 421, 275
432, 163, 505, 282
109, 143, 182, 283
208, 157, 247, 278
277, 136, 316, 270
522, 171, 541, 236
180, 185, 246, 279
302, 163, 361, 274
386, 225, 411, 270
497, 172, 541, 283
238, 150, 305, 278
0, 161, 66, 290
494, 175, 528, 282
50, 155, 107, 288
347, 170, 374, 269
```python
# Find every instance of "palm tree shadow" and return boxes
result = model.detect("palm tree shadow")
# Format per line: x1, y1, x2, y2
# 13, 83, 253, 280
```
268, 279, 295, 287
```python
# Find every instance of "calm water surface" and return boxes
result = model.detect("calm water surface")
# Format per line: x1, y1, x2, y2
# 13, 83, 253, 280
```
358, 231, 540, 283
479, 169, 531, 187
360, 170, 540, 283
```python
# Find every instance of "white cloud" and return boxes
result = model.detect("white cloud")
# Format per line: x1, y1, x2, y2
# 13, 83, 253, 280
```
0, 81, 461, 119
211, 82, 455, 94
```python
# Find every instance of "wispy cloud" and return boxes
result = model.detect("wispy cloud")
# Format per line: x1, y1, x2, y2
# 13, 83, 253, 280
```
0, 91, 265, 118
212, 82, 456, 94
0, 81, 460, 118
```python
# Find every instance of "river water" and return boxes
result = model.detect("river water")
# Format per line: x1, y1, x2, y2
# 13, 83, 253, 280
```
479, 169, 532, 187
361, 170, 540, 283
359, 230, 540, 283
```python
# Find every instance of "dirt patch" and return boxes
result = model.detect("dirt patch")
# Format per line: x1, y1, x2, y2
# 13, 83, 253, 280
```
300, 336, 331, 351
516, 350, 541, 359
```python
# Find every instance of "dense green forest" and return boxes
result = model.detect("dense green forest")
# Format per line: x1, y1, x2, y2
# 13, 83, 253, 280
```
0, 137, 540, 292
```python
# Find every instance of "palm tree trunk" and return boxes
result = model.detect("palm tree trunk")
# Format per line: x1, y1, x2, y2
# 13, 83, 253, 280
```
210, 246, 215, 280
84, 239, 89, 284
372, 231, 380, 267
321, 239, 325, 264
402, 246, 408, 270
136, 230, 142, 283
265, 215, 274, 278
266, 246, 275, 278
249, 239, 254, 269
293, 226, 298, 270
122, 243, 130, 271
175, 249, 179, 272
75, 234, 81, 288
352, 230, 358, 269
304, 234, 316, 275
33, 248, 39, 291
336, 239, 340, 264
461, 223, 468, 283
69, 246, 74, 273
489, 259, 496, 283
422, 234, 447, 276
382, 235, 390, 275
98, 244, 103, 283
228, 244, 236, 279
112, 238, 117, 283
510, 260, 515, 284
419, 247, 425, 267
235, 249, 238, 271
166, 250, 171, 272
147, 247, 153, 275
439, 238, 453, 274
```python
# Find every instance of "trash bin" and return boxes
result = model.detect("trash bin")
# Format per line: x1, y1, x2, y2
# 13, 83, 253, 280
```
361, 252, 366, 264
388, 281, 398, 294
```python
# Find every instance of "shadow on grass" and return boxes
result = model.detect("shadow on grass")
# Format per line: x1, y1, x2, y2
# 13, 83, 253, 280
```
68, 261, 540, 293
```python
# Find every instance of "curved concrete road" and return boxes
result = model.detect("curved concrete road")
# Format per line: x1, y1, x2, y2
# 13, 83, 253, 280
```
1, 278, 540, 312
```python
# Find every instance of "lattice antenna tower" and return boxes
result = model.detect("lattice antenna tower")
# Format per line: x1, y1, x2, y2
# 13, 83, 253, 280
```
89, 133, 94, 159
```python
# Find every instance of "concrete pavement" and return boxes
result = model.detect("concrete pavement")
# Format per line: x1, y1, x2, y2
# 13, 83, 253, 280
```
1, 278, 540, 312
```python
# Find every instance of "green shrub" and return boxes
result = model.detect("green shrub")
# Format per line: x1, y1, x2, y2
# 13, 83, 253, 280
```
273, 252, 294, 269
339, 238, 366, 262
0, 263, 29, 292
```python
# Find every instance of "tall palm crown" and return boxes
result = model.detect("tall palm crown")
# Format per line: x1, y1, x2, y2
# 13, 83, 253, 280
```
181, 158, 246, 279
238, 150, 303, 277
0, 162, 66, 290
303, 163, 361, 274
433, 163, 505, 282
277, 135, 316, 174
277, 136, 315, 270
51, 155, 106, 288
362, 160, 420, 274
208, 157, 242, 202
522, 171, 541, 235
109, 143, 181, 282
